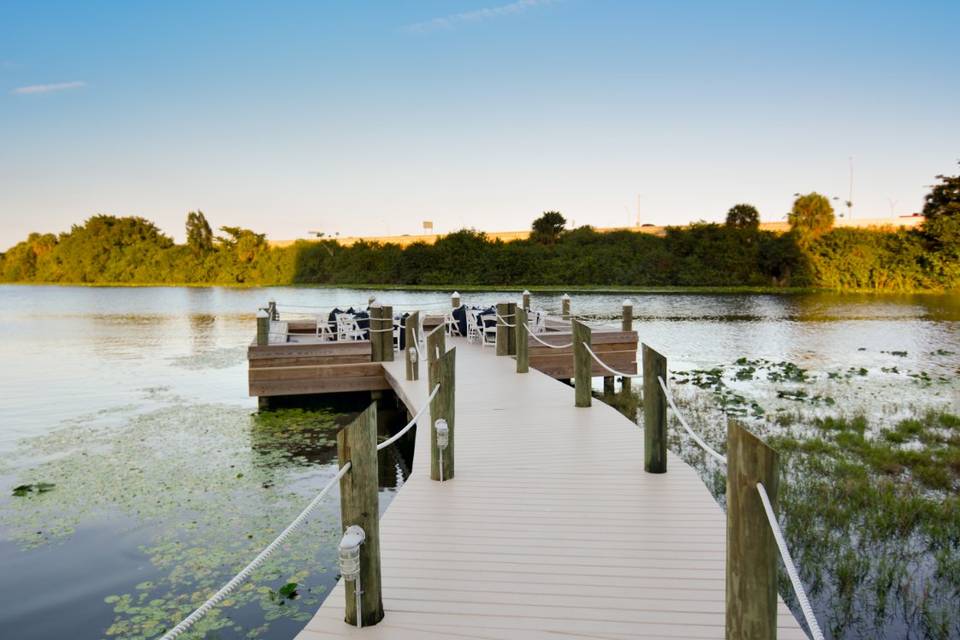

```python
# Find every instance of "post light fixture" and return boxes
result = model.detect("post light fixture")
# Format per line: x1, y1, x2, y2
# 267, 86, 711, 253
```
435, 418, 449, 482
435, 419, 449, 449
338, 525, 366, 628
408, 346, 418, 365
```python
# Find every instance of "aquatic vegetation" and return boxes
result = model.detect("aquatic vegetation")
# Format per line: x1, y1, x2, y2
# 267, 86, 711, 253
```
10, 482, 55, 497
661, 363, 960, 639
0, 401, 398, 639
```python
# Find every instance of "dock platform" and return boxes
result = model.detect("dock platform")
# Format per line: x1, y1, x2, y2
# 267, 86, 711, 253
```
295, 336, 806, 639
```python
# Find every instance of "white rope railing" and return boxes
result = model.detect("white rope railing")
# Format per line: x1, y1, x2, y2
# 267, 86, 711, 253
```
522, 323, 573, 349
757, 483, 826, 640
495, 313, 516, 327
160, 461, 352, 639
377, 384, 440, 451
657, 376, 727, 465
582, 344, 637, 378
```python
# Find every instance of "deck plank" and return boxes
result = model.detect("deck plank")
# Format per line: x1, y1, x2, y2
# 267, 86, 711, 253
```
296, 336, 806, 639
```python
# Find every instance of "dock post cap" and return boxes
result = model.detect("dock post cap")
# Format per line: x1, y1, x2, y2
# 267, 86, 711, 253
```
522, 289, 531, 295
451, 291, 460, 297
561, 293, 571, 300
256, 309, 269, 318
623, 299, 633, 307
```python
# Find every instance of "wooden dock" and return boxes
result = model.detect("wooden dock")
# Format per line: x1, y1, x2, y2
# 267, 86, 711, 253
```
295, 336, 807, 639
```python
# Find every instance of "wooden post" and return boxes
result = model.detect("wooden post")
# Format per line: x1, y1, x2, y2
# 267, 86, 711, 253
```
506, 302, 517, 356
621, 299, 634, 395
380, 304, 394, 362
451, 291, 461, 309
572, 320, 592, 408
642, 344, 667, 473
369, 304, 383, 362
427, 323, 446, 367
429, 347, 456, 481
561, 293, 571, 321
405, 311, 420, 381
603, 377, 615, 395
267, 299, 278, 321
495, 302, 509, 356
256, 309, 270, 346
726, 421, 779, 640
368, 294, 376, 307
516, 307, 529, 374
337, 402, 384, 627
522, 290, 531, 310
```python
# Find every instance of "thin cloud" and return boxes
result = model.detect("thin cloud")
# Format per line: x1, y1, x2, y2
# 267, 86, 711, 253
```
404, 0, 556, 34
11, 80, 86, 95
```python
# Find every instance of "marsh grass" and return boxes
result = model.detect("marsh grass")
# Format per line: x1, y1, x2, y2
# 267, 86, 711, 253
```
600, 356, 960, 639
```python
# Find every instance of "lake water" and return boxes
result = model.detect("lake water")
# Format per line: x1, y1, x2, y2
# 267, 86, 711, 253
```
0, 285, 957, 639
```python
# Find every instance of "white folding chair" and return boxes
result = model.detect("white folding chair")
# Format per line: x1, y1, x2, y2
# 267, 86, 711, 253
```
336, 314, 364, 341
316, 315, 335, 342
480, 314, 497, 348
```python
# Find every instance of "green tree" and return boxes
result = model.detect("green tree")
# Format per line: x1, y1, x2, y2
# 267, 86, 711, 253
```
186, 211, 214, 254
922, 164, 960, 246
788, 193, 835, 239
725, 204, 760, 230
530, 211, 566, 245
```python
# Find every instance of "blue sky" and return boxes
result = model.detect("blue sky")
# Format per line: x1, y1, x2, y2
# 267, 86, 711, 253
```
1, 0, 957, 248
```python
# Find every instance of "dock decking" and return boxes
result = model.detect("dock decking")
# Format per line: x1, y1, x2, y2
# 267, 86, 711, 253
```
296, 336, 806, 639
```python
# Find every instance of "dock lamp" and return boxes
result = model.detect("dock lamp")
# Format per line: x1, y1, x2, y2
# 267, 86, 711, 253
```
338, 525, 366, 628
435, 419, 449, 482
407, 345, 417, 365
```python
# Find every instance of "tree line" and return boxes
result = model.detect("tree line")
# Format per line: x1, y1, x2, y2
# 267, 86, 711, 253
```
2, 168, 958, 292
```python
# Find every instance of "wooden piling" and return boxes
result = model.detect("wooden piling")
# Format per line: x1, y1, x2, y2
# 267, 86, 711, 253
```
621, 299, 634, 394
429, 347, 456, 481
426, 323, 446, 366
336, 402, 384, 627
369, 304, 383, 362
561, 294, 571, 321
256, 309, 270, 347
572, 320, 592, 408
522, 290, 531, 310
496, 302, 509, 356
603, 377, 615, 395
379, 305, 394, 362
451, 291, 461, 309
726, 421, 779, 640
642, 344, 667, 473
405, 311, 420, 381
516, 307, 529, 374
506, 302, 517, 356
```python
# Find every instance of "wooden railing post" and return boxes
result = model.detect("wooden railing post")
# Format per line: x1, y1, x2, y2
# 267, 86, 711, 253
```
621, 299, 634, 395
495, 302, 509, 356
405, 310, 419, 381
380, 304, 394, 362
572, 319, 592, 407
561, 293, 571, 321
506, 302, 517, 356
369, 304, 383, 362
642, 344, 667, 473
337, 402, 384, 627
516, 307, 529, 374
427, 322, 446, 367
256, 309, 270, 346
726, 421, 779, 640
521, 289, 531, 311
451, 291, 461, 309
429, 347, 456, 481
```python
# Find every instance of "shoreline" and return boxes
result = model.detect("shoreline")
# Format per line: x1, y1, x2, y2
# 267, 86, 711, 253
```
1, 281, 958, 295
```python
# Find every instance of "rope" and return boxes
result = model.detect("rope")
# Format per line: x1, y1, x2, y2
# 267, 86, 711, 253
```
377, 384, 441, 451
582, 344, 636, 378
522, 323, 572, 349
495, 313, 516, 327
757, 483, 826, 640
160, 462, 352, 639
657, 376, 727, 464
